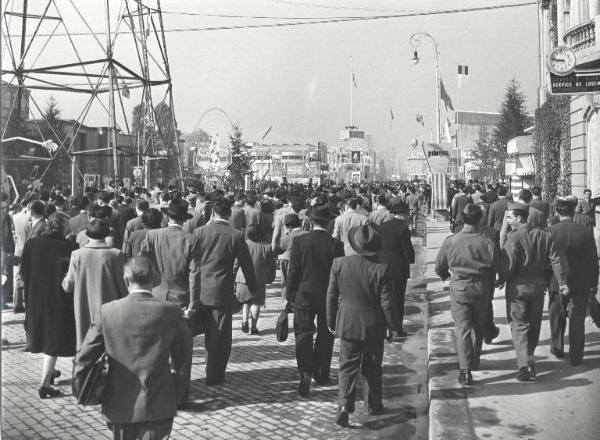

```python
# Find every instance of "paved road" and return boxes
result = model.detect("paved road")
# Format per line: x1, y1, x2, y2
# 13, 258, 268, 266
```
427, 219, 600, 440
1, 228, 428, 439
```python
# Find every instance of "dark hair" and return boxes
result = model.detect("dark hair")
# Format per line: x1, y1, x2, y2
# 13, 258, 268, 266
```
512, 209, 529, 220
100, 193, 113, 205
519, 189, 532, 204
312, 217, 330, 229
73, 196, 91, 211
376, 194, 387, 205
29, 200, 45, 216
462, 204, 483, 225
44, 203, 56, 218
531, 185, 542, 197
261, 199, 274, 214
86, 219, 111, 239
135, 199, 150, 212
246, 223, 260, 242
346, 198, 360, 210
124, 255, 155, 285
284, 213, 301, 228
291, 195, 304, 213
498, 187, 508, 196
87, 203, 111, 220
43, 213, 66, 237
142, 208, 163, 229
212, 197, 232, 218
584, 188, 592, 195
556, 201, 575, 217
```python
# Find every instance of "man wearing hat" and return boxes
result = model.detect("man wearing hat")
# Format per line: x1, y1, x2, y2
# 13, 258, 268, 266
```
140, 198, 200, 405
547, 197, 598, 365
436, 204, 500, 386
327, 223, 400, 427
287, 203, 344, 397
378, 200, 415, 337
499, 201, 568, 381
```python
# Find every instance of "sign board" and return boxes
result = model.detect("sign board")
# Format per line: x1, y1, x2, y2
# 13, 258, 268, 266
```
351, 171, 361, 183
550, 70, 600, 95
83, 174, 99, 188
318, 141, 328, 163
122, 178, 131, 188
132, 166, 143, 178
351, 151, 361, 163
339, 130, 365, 140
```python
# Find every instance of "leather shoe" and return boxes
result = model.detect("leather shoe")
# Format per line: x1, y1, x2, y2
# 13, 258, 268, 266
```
484, 326, 500, 344
50, 370, 61, 386
550, 347, 564, 359
336, 406, 349, 427
527, 362, 536, 380
345, 401, 355, 414
298, 374, 311, 397
516, 367, 531, 382
367, 402, 385, 415
313, 374, 330, 386
458, 369, 473, 386
241, 322, 249, 334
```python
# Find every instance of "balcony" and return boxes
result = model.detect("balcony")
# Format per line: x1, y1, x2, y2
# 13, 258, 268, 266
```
564, 15, 600, 68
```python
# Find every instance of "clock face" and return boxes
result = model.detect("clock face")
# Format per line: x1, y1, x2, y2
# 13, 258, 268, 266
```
548, 46, 576, 76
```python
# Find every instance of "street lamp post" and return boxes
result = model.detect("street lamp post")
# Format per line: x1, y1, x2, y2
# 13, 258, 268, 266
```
409, 32, 441, 145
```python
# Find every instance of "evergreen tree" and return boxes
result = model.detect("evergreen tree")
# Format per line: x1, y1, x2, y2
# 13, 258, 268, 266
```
493, 78, 531, 176
227, 124, 251, 189
41, 96, 71, 188
471, 125, 502, 180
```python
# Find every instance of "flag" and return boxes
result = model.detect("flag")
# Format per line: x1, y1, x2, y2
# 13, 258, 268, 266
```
261, 126, 272, 140
444, 117, 452, 143
390, 108, 394, 121
431, 173, 448, 211
440, 79, 454, 111
352, 73, 357, 89
458, 65, 469, 89
121, 81, 130, 98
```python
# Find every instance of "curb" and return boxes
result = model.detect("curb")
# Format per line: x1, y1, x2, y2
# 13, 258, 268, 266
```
426, 221, 476, 440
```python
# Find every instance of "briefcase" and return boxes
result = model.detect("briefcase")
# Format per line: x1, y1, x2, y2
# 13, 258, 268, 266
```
275, 310, 289, 342
589, 294, 600, 328
76, 352, 109, 406
189, 306, 209, 337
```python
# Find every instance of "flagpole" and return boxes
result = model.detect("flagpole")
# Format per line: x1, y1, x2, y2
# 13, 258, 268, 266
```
456, 70, 460, 180
350, 56, 353, 127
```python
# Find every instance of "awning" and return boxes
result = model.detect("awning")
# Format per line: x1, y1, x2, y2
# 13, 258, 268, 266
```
515, 155, 535, 176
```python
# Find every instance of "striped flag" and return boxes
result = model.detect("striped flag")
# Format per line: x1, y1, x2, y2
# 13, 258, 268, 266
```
458, 65, 469, 89
431, 172, 448, 211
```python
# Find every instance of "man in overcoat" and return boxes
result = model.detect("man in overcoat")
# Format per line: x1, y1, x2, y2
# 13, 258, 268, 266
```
74, 255, 192, 440
378, 200, 415, 337
327, 223, 400, 427
140, 198, 199, 404
547, 198, 599, 365
287, 203, 344, 397
193, 197, 256, 386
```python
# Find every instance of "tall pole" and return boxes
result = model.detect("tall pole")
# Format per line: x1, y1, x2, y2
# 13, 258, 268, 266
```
350, 56, 354, 127
456, 73, 460, 180
409, 33, 440, 144
105, 0, 119, 187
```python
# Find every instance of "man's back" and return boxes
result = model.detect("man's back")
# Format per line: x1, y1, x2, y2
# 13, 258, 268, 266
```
332, 211, 367, 256
548, 219, 599, 291
77, 293, 191, 424
193, 221, 255, 307
229, 206, 247, 232
287, 229, 344, 310
378, 218, 414, 279
487, 198, 509, 230
12, 210, 31, 257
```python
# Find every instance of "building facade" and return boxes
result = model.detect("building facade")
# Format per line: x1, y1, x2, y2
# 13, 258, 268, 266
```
250, 143, 320, 184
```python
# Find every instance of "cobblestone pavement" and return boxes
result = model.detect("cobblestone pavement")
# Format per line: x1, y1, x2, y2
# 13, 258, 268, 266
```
1, 226, 429, 439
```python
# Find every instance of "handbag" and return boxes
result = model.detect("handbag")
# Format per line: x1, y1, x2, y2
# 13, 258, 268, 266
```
76, 352, 109, 406
189, 306, 209, 337
275, 310, 289, 342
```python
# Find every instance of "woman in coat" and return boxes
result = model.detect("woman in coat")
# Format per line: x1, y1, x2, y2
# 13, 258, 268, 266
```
62, 219, 128, 349
21, 213, 77, 399
236, 224, 275, 334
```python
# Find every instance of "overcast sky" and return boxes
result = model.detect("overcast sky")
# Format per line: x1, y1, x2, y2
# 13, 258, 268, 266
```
2, 0, 539, 162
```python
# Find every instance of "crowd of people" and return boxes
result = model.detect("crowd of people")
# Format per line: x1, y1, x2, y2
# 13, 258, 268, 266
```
0, 179, 424, 435
439, 181, 600, 385
2, 177, 598, 436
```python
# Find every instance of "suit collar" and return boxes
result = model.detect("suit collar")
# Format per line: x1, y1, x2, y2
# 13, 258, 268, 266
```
127, 290, 154, 299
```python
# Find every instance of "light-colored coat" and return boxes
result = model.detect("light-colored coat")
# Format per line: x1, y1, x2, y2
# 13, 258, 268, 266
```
62, 243, 128, 349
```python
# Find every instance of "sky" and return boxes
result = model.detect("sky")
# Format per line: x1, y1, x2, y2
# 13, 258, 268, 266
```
1, 0, 540, 164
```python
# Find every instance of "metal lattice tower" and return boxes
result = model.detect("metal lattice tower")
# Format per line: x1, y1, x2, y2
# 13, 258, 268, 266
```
1, 0, 184, 192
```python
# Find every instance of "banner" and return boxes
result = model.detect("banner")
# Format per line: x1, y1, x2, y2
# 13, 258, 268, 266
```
431, 172, 448, 211
351, 151, 361, 163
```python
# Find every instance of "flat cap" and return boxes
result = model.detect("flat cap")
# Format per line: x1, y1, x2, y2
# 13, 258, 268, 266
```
507, 201, 529, 212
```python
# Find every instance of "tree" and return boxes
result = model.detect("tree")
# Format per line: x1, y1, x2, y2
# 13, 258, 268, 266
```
40, 96, 72, 188
493, 78, 531, 176
471, 125, 502, 180
227, 124, 252, 189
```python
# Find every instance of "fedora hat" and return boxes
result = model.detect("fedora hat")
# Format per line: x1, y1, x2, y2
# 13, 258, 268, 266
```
161, 199, 193, 221
348, 223, 382, 257
308, 203, 332, 221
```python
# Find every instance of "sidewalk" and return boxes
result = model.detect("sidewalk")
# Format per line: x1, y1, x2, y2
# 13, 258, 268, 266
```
426, 219, 600, 440
1, 227, 429, 439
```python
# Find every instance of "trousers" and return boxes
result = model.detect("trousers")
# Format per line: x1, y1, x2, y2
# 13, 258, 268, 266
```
548, 290, 589, 364
204, 306, 233, 384
294, 308, 334, 380
507, 283, 545, 368
280, 259, 289, 300
485, 284, 498, 338
338, 338, 384, 407
390, 278, 408, 331
108, 418, 173, 440
449, 280, 489, 370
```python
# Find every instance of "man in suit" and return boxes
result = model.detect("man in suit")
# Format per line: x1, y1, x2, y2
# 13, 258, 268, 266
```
65, 196, 90, 240
243, 191, 261, 237
530, 185, 550, 228
547, 198, 599, 365
450, 184, 471, 233
436, 204, 501, 386
140, 199, 200, 404
228, 191, 247, 232
368, 194, 393, 226
484, 183, 499, 206
378, 200, 415, 337
124, 209, 163, 258
486, 186, 510, 231
499, 202, 568, 381
97, 192, 125, 250
193, 197, 256, 386
28, 200, 47, 240
327, 223, 400, 427
74, 255, 192, 440
287, 204, 344, 396
332, 198, 367, 256
278, 213, 308, 300
11, 199, 31, 313
122, 199, 149, 249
